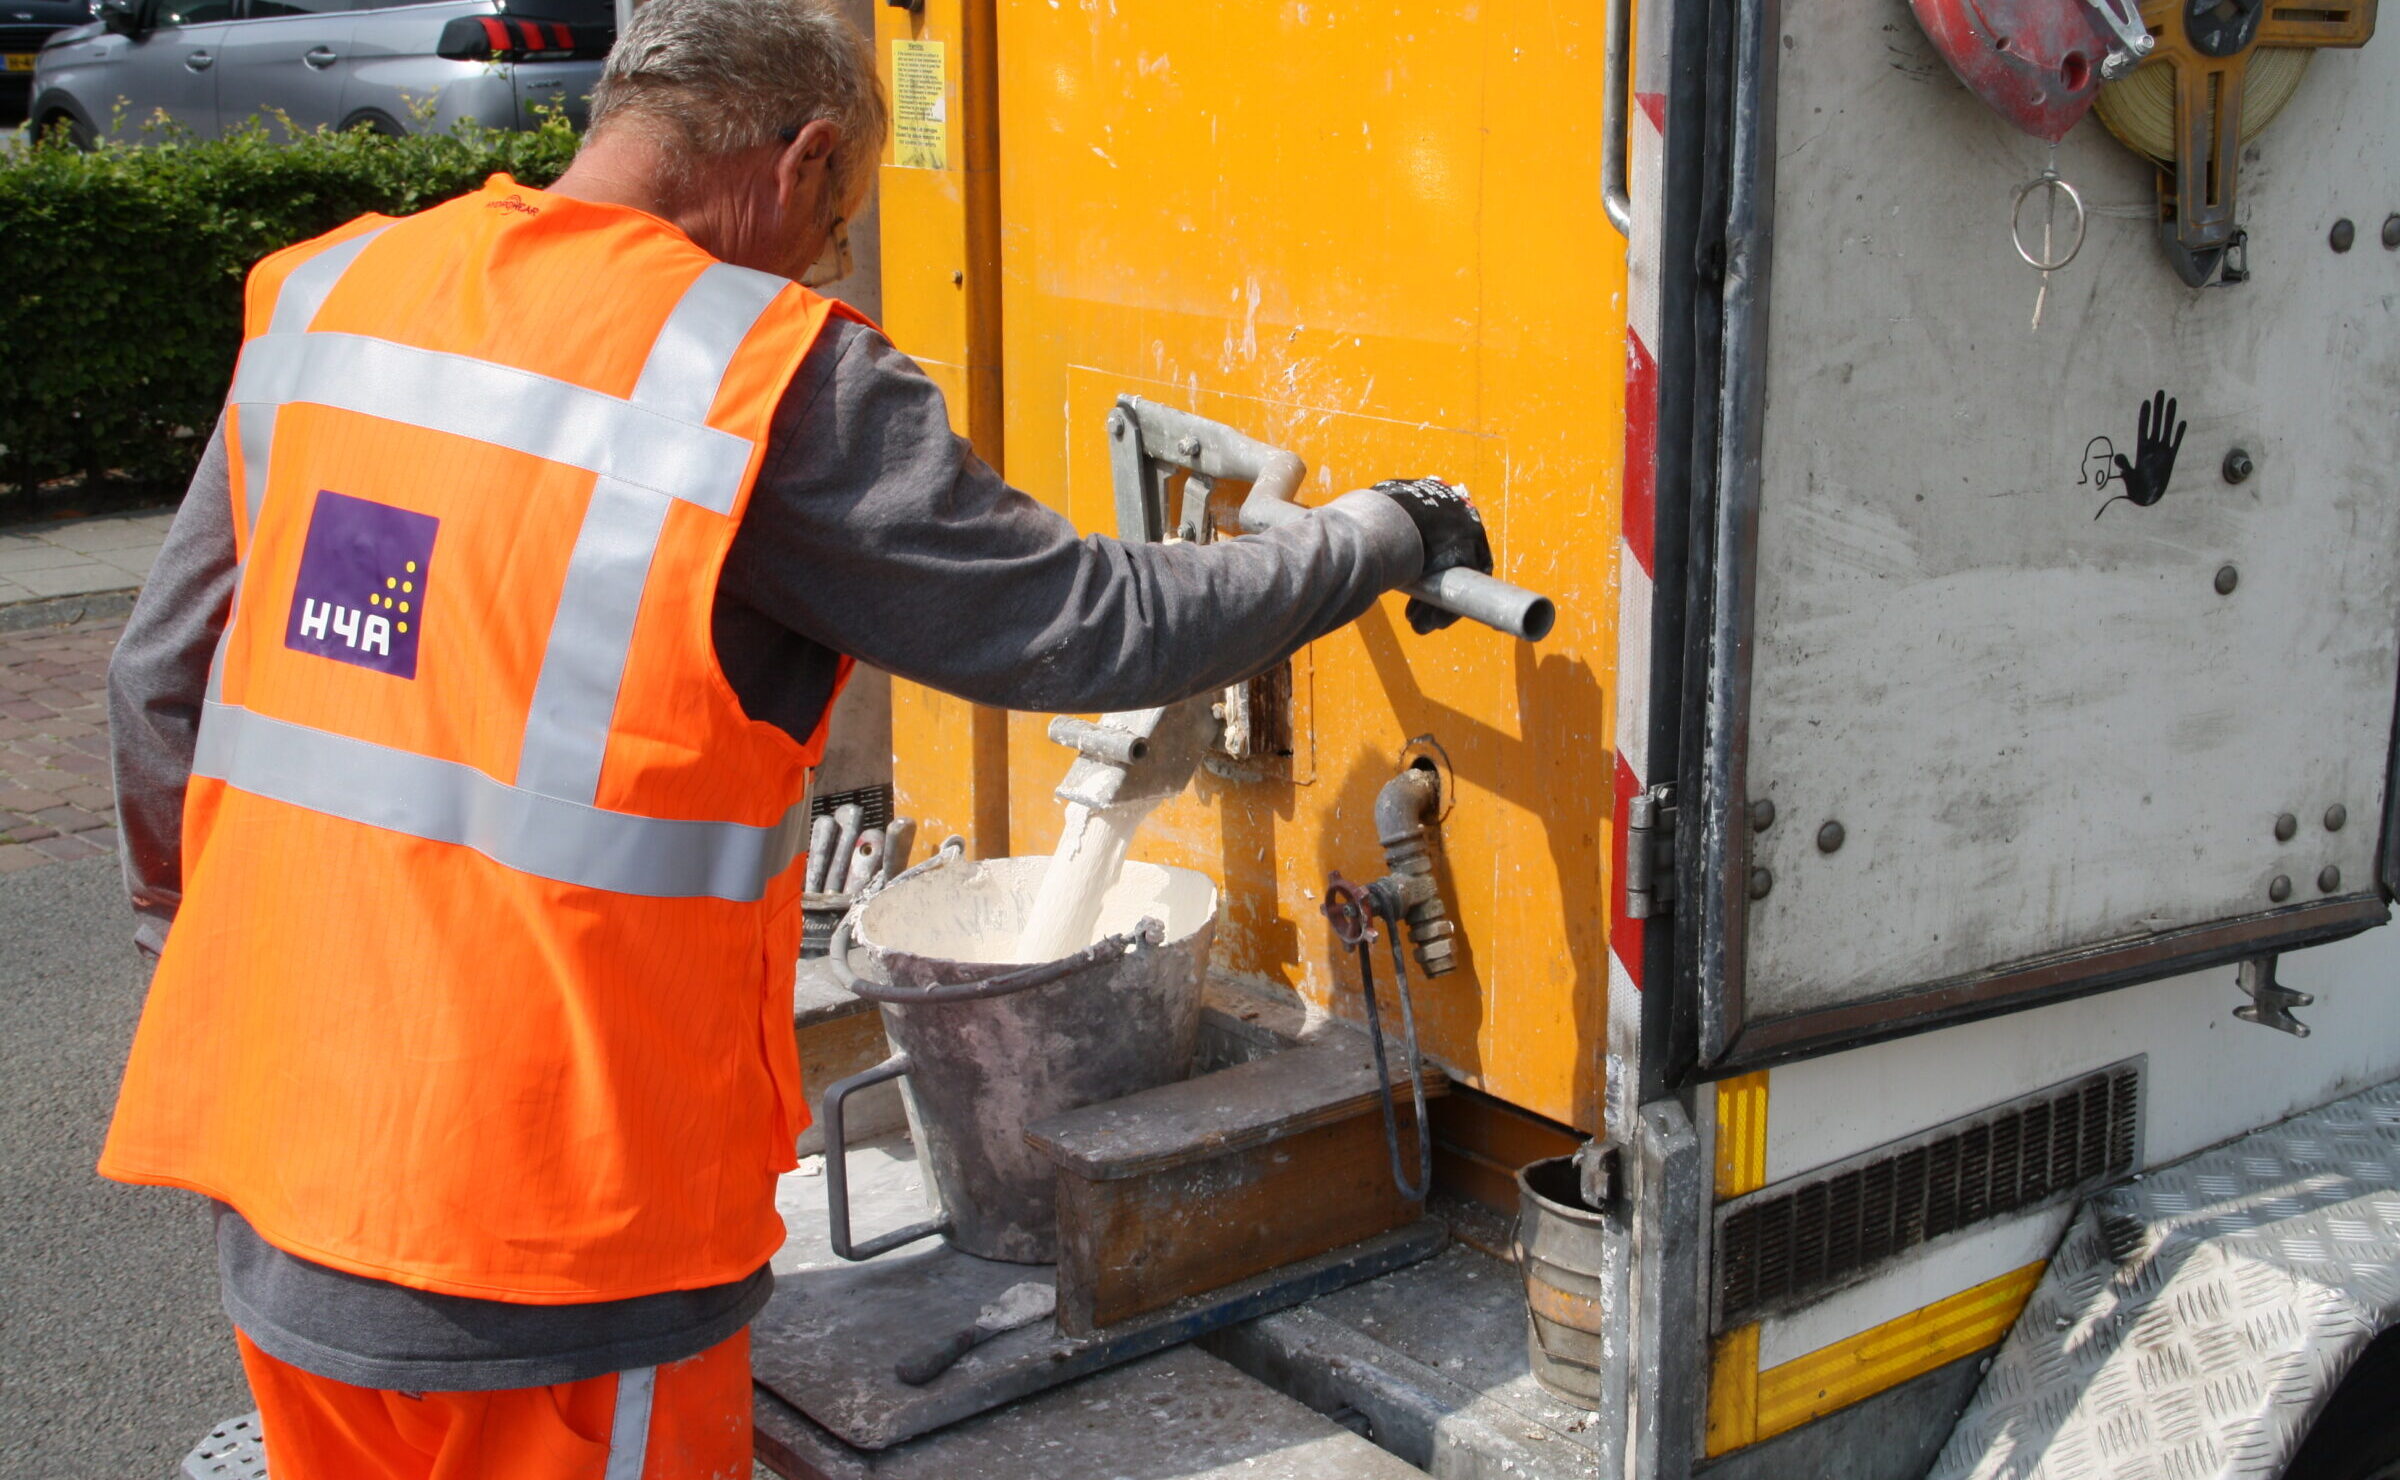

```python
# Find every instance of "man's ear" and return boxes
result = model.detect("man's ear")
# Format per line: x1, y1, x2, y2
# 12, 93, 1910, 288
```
773, 119, 843, 212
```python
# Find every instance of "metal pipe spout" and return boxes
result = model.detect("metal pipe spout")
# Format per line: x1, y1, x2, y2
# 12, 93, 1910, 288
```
1047, 694, 1223, 812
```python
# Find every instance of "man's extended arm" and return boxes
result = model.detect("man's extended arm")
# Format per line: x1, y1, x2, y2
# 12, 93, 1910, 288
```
719, 320, 1425, 715
108, 416, 237, 959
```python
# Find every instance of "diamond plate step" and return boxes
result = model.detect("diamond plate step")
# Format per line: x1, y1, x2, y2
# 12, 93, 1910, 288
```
1932, 1077, 2400, 1480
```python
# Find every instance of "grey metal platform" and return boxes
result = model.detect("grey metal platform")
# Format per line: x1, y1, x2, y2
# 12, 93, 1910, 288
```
757, 1129, 1445, 1451
1205, 1230, 1618, 1480
755, 1345, 1431, 1479
1932, 1077, 2400, 1480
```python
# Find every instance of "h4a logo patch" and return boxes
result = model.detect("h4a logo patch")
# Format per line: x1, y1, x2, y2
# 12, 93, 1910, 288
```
284, 490, 438, 679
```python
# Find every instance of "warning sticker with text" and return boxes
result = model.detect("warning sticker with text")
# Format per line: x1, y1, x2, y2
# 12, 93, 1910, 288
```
892, 40, 948, 171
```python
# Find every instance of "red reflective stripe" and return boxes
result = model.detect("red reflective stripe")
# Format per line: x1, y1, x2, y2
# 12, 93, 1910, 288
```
515, 19, 545, 49
477, 15, 509, 49
550, 22, 574, 49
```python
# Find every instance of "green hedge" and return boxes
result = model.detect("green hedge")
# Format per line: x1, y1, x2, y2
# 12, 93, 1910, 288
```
1, 114, 582, 511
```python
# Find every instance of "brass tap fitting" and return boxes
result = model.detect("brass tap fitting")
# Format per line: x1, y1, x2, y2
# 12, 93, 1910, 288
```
1372, 764, 1457, 977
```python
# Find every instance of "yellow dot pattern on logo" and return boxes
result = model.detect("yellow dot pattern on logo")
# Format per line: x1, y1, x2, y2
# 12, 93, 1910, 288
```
366, 565, 421, 620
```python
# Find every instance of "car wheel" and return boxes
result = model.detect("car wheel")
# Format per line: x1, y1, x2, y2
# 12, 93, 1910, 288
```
340, 110, 407, 138
38, 110, 93, 151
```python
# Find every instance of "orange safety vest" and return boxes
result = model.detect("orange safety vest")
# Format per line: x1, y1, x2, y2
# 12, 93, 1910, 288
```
100, 175, 860, 1303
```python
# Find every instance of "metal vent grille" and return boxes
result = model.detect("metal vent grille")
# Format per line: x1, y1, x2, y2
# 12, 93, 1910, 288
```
1713, 1059, 2142, 1329
809, 783, 894, 830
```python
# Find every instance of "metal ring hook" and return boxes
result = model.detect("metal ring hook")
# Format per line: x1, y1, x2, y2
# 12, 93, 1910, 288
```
2011, 172, 2088, 273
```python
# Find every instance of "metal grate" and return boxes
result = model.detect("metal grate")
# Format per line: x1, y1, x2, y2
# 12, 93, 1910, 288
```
0, 26, 60, 50
809, 782, 893, 830
182, 1412, 269, 1480
1713, 1059, 2142, 1330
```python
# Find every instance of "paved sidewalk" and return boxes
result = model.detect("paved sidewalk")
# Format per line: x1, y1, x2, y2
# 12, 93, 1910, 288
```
0, 510, 173, 607
0, 510, 171, 876
0, 617, 123, 875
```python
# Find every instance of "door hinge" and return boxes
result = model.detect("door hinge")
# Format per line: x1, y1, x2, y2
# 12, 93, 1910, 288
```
1625, 784, 1677, 920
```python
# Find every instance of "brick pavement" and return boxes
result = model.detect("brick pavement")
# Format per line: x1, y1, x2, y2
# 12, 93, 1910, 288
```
0, 616, 123, 876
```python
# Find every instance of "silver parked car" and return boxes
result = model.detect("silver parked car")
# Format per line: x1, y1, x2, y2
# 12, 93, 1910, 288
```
29, 0, 608, 145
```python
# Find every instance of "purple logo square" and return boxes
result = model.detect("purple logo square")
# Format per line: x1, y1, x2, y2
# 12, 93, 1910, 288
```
283, 490, 439, 679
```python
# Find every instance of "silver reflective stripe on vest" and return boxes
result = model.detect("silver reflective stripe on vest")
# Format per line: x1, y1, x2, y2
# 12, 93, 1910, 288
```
216, 222, 393, 704
514, 263, 789, 803
228, 332, 754, 514
512, 476, 673, 800
236, 223, 388, 539
209, 400, 280, 706
191, 701, 809, 902
630, 263, 790, 421
268, 223, 390, 335
235, 402, 276, 537
603, 1365, 656, 1480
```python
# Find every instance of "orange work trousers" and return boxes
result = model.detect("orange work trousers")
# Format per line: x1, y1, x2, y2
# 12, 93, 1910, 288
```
235, 1327, 754, 1480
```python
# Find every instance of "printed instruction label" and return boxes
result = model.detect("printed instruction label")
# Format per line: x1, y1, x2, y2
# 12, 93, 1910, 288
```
892, 40, 948, 171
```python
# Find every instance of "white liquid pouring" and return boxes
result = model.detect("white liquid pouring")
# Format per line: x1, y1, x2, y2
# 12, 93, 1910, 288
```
1013, 797, 1164, 961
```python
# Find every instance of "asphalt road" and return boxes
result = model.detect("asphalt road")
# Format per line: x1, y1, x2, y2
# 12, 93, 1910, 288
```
0, 853, 248, 1480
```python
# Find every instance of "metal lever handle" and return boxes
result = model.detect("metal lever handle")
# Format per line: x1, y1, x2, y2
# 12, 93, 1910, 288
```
1602, 0, 1632, 235
1112, 397, 1560, 642
822, 1051, 951, 1260
303, 45, 337, 68
184, 49, 214, 70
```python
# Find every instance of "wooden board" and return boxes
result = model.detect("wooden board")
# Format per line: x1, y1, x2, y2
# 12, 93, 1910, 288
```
1430, 1086, 1583, 1213
1026, 1037, 1447, 1181
1055, 1109, 1426, 1335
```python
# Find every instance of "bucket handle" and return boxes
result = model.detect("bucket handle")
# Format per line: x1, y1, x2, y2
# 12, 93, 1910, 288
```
823, 1050, 952, 1261
826, 916, 1165, 1004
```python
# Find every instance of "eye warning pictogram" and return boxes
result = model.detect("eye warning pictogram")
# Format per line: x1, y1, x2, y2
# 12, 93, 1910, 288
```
284, 489, 439, 679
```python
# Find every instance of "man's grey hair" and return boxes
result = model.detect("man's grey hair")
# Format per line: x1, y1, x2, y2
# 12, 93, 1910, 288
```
592, 0, 887, 209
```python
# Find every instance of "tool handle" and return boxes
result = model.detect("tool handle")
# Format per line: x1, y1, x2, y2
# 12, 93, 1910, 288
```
894, 1326, 984, 1386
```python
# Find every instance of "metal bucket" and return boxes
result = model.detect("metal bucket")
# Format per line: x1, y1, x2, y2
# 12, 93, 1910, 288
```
820, 852, 1217, 1263
1517, 1153, 1616, 1405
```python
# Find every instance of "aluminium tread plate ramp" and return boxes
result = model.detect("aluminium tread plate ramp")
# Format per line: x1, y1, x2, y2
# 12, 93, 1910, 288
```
1931, 1077, 2400, 1480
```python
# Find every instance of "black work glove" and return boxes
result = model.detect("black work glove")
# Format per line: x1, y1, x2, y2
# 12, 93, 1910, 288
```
1373, 477, 1493, 634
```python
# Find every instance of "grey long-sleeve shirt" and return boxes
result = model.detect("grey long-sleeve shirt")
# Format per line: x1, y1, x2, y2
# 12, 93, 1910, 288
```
109, 316, 1423, 1390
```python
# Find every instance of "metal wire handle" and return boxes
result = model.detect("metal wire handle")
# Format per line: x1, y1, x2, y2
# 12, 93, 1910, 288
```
820, 837, 1164, 1004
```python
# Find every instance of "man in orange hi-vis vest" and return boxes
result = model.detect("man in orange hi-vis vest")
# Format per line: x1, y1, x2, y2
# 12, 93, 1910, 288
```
98, 0, 1496, 1474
